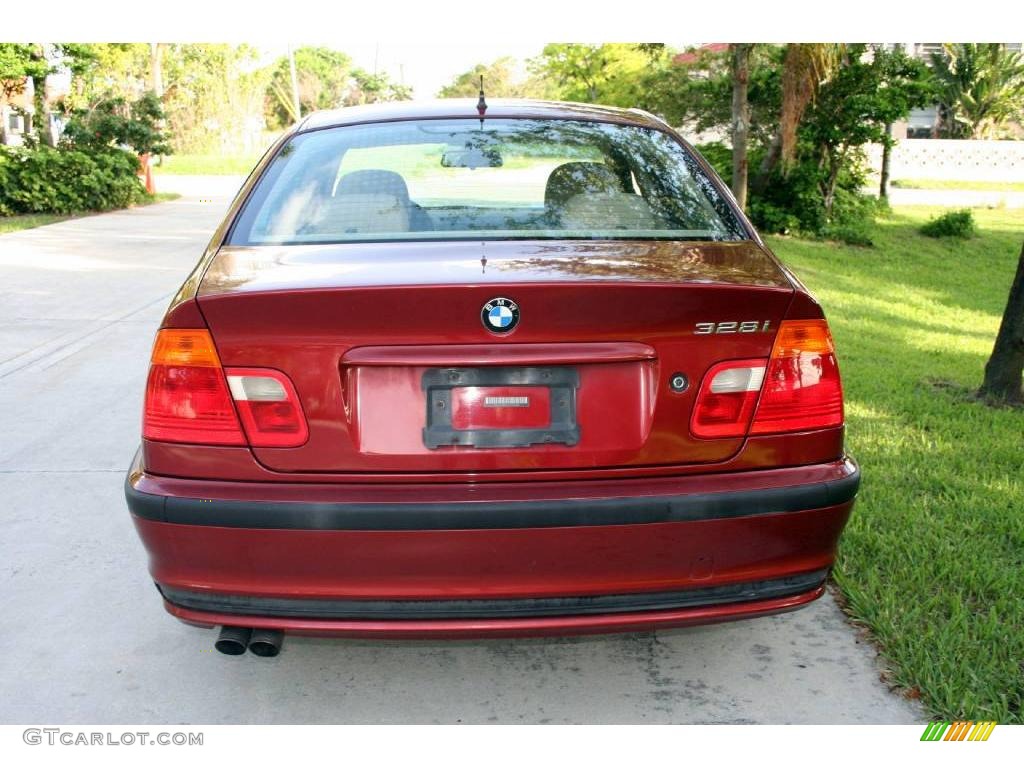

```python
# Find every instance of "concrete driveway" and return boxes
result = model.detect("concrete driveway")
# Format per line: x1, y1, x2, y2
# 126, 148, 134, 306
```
0, 187, 922, 724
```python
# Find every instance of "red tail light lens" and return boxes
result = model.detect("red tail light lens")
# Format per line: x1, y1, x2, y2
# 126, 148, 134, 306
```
749, 320, 844, 434
143, 329, 245, 445
143, 333, 308, 448
225, 368, 308, 448
690, 360, 767, 438
690, 320, 844, 440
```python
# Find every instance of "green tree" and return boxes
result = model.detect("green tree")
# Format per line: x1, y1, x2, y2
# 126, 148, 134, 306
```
751, 43, 845, 194
529, 44, 649, 104
641, 44, 928, 239
56, 43, 151, 110
344, 69, 412, 105
267, 46, 352, 128
61, 91, 171, 156
66, 44, 271, 154
800, 45, 932, 216
930, 43, 1024, 139
0, 43, 51, 101
749, 45, 931, 237
438, 57, 529, 98
636, 46, 782, 149
159, 44, 270, 154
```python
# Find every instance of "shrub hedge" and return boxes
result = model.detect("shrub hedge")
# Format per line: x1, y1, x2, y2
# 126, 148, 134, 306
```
920, 208, 977, 238
695, 141, 878, 247
0, 145, 147, 216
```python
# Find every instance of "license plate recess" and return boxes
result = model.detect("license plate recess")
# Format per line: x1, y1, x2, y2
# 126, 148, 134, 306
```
422, 366, 580, 449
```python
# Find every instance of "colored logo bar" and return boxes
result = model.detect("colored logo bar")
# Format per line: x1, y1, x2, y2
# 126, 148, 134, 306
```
920, 721, 997, 741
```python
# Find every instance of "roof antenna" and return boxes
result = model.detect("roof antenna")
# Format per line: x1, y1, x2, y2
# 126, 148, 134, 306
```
477, 75, 487, 127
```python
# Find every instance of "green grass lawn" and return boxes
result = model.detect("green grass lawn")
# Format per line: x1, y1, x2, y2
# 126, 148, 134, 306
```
0, 193, 181, 234
767, 206, 1024, 722
154, 154, 263, 175
892, 178, 1024, 192
0, 212, 72, 234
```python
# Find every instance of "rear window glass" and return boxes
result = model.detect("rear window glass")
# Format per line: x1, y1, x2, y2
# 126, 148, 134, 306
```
230, 118, 746, 245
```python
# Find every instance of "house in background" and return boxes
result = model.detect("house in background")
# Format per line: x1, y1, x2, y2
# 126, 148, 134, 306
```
672, 43, 730, 67
1, 48, 72, 147
1, 76, 34, 146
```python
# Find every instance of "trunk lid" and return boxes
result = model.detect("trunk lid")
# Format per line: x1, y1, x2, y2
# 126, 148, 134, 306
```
197, 240, 793, 474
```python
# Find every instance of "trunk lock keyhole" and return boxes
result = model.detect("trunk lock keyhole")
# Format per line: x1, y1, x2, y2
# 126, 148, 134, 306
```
669, 373, 689, 394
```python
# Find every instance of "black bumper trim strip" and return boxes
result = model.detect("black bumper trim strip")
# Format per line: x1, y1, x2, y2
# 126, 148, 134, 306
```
126, 460, 859, 531
158, 569, 829, 620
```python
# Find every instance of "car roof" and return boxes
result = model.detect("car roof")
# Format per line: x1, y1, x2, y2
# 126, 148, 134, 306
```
297, 99, 669, 133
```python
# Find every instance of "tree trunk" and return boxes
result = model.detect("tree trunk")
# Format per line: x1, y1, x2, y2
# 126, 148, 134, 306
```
287, 45, 302, 120
980, 241, 1024, 402
879, 123, 893, 200
150, 43, 164, 97
751, 135, 781, 196
730, 44, 753, 210
822, 150, 842, 220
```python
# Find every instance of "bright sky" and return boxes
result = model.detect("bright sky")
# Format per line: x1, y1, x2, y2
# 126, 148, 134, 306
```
341, 42, 546, 98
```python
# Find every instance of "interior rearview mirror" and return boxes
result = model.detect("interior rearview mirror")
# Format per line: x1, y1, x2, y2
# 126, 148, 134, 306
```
441, 147, 503, 169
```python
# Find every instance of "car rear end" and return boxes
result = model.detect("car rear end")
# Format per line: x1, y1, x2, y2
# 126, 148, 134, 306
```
126, 101, 857, 649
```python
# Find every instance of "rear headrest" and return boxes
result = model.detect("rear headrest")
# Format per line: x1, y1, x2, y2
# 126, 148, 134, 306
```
320, 193, 410, 234
544, 162, 622, 208
335, 169, 411, 204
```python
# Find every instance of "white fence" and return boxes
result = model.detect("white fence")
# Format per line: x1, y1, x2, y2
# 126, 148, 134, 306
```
864, 139, 1024, 182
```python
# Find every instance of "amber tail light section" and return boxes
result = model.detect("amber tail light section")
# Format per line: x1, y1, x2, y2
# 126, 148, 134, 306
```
144, 329, 245, 445
143, 330, 307, 447
749, 319, 844, 435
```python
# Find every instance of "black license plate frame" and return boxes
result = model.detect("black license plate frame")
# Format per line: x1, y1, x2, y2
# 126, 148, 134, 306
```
422, 366, 580, 449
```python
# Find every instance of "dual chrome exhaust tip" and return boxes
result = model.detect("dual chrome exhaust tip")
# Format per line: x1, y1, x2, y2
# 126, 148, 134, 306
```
214, 626, 284, 657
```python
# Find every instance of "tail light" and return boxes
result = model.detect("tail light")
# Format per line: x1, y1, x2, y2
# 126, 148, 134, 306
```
690, 360, 766, 438
690, 319, 844, 439
749, 319, 844, 434
144, 329, 245, 445
143, 330, 307, 447
226, 368, 308, 447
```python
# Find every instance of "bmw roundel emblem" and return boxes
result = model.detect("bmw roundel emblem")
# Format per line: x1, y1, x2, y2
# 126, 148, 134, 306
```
481, 297, 520, 334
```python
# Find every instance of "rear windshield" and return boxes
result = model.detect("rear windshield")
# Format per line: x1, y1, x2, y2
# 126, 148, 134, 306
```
229, 118, 746, 245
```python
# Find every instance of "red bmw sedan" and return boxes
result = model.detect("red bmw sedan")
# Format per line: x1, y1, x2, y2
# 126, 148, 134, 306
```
126, 100, 857, 656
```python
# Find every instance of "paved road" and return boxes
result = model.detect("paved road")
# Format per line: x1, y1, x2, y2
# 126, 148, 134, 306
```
885, 187, 1024, 208
0, 188, 922, 724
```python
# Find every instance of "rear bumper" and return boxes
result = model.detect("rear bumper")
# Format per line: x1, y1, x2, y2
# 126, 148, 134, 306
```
126, 453, 858, 638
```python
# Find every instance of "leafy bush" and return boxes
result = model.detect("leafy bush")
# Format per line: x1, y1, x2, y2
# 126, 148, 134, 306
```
746, 148, 878, 246
920, 209, 977, 238
820, 186, 884, 246
823, 222, 874, 247
0, 145, 147, 215
692, 141, 879, 245
60, 92, 171, 156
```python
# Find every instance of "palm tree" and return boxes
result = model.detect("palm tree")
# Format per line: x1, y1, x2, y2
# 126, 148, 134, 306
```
752, 43, 844, 193
930, 43, 1024, 139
